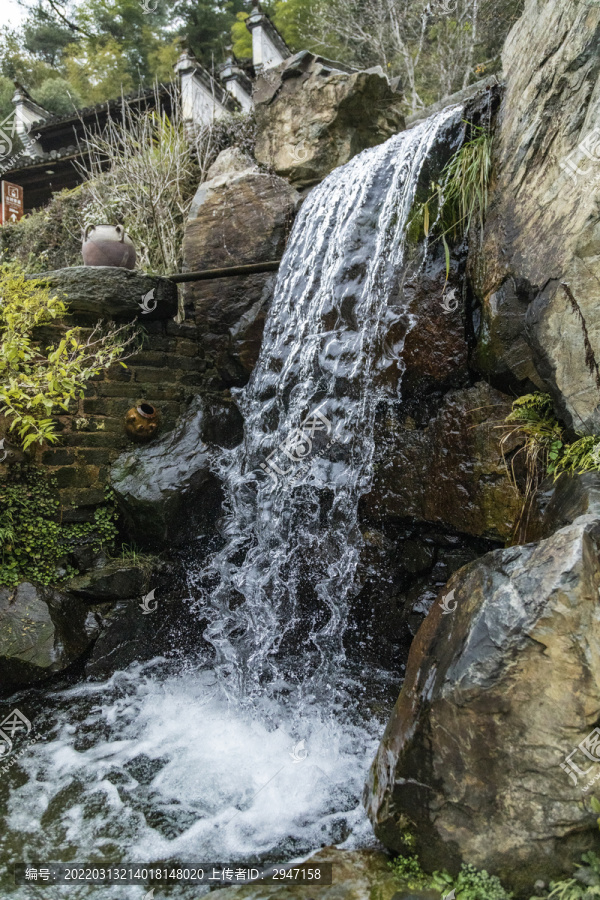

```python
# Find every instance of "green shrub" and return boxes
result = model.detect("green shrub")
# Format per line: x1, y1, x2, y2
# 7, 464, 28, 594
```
389, 853, 512, 900
32, 77, 84, 116
0, 263, 138, 448
0, 185, 90, 274
503, 393, 600, 483
0, 468, 118, 587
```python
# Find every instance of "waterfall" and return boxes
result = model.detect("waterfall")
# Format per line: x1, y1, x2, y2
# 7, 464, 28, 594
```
196, 104, 463, 702
0, 107, 467, 892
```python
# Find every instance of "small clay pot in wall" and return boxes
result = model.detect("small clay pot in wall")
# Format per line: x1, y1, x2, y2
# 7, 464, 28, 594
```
124, 404, 160, 442
0, 437, 26, 464
82, 224, 136, 269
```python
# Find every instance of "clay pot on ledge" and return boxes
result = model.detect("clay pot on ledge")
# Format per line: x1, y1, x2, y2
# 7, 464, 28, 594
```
124, 404, 160, 443
82, 224, 136, 269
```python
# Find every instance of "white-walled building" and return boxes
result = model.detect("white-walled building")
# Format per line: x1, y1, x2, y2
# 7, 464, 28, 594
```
1, 0, 291, 210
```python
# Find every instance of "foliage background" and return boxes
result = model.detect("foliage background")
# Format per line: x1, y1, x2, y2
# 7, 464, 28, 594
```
0, 0, 524, 120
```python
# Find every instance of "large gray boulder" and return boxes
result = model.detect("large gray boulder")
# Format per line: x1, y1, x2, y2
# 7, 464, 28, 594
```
254, 51, 405, 188
470, 0, 600, 431
182, 148, 301, 388
67, 561, 149, 603
0, 582, 100, 687
364, 475, 600, 891
110, 397, 230, 549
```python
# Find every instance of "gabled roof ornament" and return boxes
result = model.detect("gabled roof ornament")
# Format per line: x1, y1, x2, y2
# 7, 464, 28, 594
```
246, 0, 291, 73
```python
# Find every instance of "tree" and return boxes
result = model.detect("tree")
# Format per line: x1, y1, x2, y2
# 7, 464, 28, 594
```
232, 12, 253, 59
175, 0, 248, 69
62, 38, 135, 104
1, 0, 176, 107
0, 27, 57, 90
290, 0, 524, 112
32, 76, 83, 114
22, 2, 76, 67
0, 76, 14, 124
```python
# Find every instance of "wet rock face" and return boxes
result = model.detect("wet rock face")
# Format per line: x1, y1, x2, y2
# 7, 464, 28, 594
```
374, 240, 469, 399
86, 591, 203, 680
110, 396, 231, 550
364, 494, 600, 891
253, 51, 405, 188
67, 561, 148, 603
364, 381, 523, 542
182, 148, 301, 389
470, 0, 600, 430
0, 583, 99, 688
347, 526, 499, 670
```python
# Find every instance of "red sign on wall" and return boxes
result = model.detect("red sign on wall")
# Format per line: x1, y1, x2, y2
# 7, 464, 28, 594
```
0, 181, 23, 224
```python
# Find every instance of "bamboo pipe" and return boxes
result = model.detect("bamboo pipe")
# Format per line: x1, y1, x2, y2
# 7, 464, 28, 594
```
168, 260, 281, 283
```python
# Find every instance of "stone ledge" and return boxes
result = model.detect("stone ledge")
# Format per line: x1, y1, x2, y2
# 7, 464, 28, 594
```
27, 266, 179, 321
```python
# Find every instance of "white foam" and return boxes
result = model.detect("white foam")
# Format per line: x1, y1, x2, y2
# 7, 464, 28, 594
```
0, 659, 382, 899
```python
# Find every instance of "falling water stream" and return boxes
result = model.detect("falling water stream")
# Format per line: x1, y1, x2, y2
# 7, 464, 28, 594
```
0, 106, 462, 898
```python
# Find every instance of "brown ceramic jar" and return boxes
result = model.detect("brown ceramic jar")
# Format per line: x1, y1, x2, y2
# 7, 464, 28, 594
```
124, 403, 160, 442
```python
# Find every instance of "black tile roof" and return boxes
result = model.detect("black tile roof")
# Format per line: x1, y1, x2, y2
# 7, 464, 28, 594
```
32, 82, 173, 131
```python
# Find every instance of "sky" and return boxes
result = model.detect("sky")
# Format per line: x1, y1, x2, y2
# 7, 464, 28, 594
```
3, 0, 30, 27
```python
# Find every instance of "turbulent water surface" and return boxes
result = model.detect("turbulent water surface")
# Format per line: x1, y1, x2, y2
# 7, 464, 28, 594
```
0, 106, 462, 898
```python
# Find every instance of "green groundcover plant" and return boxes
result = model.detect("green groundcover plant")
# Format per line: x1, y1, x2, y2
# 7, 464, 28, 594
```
503, 392, 600, 483
0, 469, 118, 586
499, 391, 600, 541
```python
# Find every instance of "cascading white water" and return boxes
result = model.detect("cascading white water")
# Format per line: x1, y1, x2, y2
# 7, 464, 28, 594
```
0, 106, 463, 900
195, 104, 463, 702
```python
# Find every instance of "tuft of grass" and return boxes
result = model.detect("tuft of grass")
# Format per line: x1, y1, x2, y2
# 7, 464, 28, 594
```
108, 543, 157, 579
409, 123, 493, 278
499, 392, 600, 541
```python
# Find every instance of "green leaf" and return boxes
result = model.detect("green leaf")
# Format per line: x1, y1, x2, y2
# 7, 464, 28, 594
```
442, 234, 450, 281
